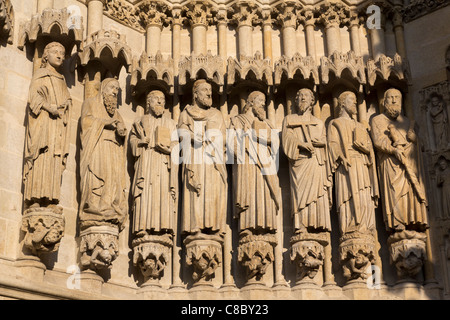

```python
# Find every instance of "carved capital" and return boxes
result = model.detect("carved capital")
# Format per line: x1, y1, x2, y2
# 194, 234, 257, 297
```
138, 0, 169, 29
298, 8, 316, 27
274, 1, 301, 29
104, 0, 143, 32
182, 1, 214, 27
229, 1, 262, 28
317, 2, 350, 29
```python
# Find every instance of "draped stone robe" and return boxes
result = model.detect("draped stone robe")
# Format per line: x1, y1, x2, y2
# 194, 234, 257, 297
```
79, 95, 127, 231
178, 105, 227, 235
281, 113, 332, 232
130, 113, 178, 234
327, 117, 379, 235
371, 113, 428, 231
229, 112, 281, 233
23, 68, 71, 205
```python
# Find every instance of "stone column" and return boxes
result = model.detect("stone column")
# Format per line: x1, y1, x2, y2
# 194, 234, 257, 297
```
37, 0, 53, 13
184, 2, 212, 55
276, 2, 299, 58
86, 0, 105, 38
216, 9, 229, 121
322, 17, 342, 55
348, 11, 362, 56
262, 9, 273, 65
139, 2, 168, 55
171, 9, 182, 123
230, 2, 260, 58
392, 8, 407, 59
368, 12, 386, 61
300, 9, 317, 61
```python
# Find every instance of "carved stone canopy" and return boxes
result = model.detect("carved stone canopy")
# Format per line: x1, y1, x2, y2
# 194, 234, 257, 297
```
274, 53, 320, 93
178, 51, 224, 95
79, 29, 133, 78
131, 51, 175, 97
227, 51, 273, 95
18, 8, 84, 54
367, 53, 411, 89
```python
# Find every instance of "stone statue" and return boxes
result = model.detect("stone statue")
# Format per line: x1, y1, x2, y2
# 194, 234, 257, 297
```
437, 156, 450, 220
130, 90, 178, 285
282, 88, 333, 285
282, 88, 332, 234
370, 88, 429, 280
22, 41, 71, 257
79, 78, 127, 271
229, 90, 281, 284
327, 91, 379, 282
371, 88, 428, 232
23, 41, 72, 209
177, 79, 227, 285
429, 92, 449, 150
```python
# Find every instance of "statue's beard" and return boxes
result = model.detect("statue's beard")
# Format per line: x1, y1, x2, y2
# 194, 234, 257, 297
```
197, 96, 212, 109
385, 103, 401, 119
344, 104, 357, 117
253, 107, 266, 121
298, 102, 311, 114
150, 104, 164, 117
104, 94, 118, 116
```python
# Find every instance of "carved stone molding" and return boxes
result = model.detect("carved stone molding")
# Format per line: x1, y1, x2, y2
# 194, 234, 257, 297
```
0, 0, 13, 44
132, 234, 173, 286
339, 232, 376, 282
237, 233, 276, 285
227, 51, 273, 93
387, 230, 427, 280
403, 0, 450, 23
367, 53, 411, 87
21, 207, 65, 257
290, 232, 328, 285
79, 29, 132, 76
274, 53, 320, 87
131, 51, 175, 96
18, 8, 84, 52
79, 225, 120, 272
184, 233, 223, 285
320, 50, 366, 88
178, 51, 224, 94
104, 0, 143, 32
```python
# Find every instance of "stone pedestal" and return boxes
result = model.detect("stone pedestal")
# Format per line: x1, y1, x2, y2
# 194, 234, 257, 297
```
79, 269, 104, 294
15, 255, 46, 282
238, 233, 276, 287
184, 233, 223, 287
132, 233, 173, 287
79, 225, 119, 272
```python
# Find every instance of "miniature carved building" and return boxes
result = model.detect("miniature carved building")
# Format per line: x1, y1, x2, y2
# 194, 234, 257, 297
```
0, 0, 449, 300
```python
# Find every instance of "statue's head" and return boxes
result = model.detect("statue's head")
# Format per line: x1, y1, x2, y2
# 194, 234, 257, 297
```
146, 90, 165, 117
101, 78, 120, 116
430, 92, 443, 108
41, 42, 65, 70
193, 79, 212, 109
383, 88, 403, 120
244, 91, 266, 121
338, 91, 357, 117
295, 88, 315, 114
438, 157, 448, 171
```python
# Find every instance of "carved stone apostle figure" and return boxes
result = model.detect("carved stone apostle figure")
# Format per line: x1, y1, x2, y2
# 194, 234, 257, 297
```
371, 88, 428, 232
371, 88, 429, 280
177, 79, 227, 284
21, 41, 71, 257
79, 78, 127, 271
282, 88, 333, 285
429, 93, 449, 150
23, 41, 72, 209
328, 91, 379, 282
130, 90, 178, 285
229, 90, 281, 284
